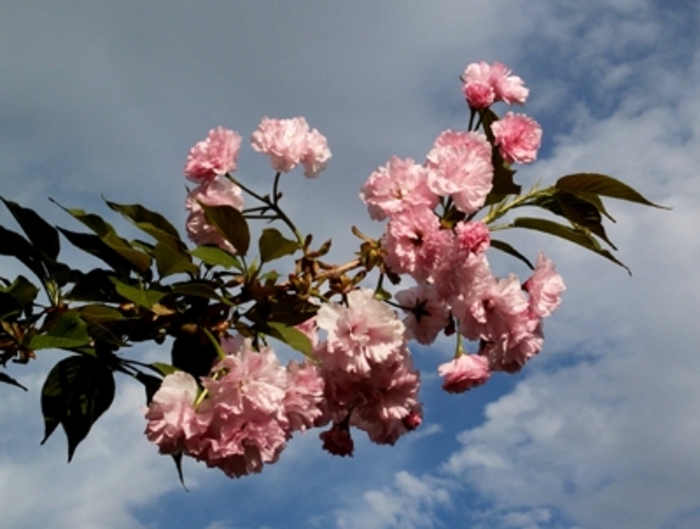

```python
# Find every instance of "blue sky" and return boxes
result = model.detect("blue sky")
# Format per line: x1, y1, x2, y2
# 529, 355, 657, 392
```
1, 2, 699, 528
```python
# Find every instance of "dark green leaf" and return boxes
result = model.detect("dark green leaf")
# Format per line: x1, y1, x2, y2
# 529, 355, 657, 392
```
258, 228, 299, 263
40, 355, 115, 461
154, 242, 198, 278
0, 372, 27, 391
200, 203, 250, 256
151, 362, 179, 377
110, 277, 165, 309
79, 305, 125, 324
171, 331, 218, 379
0, 292, 21, 320
0, 225, 45, 280
6, 275, 40, 310
511, 217, 631, 274
1, 197, 60, 260
555, 173, 668, 209
51, 199, 116, 237
58, 228, 132, 276
490, 239, 534, 269
29, 310, 92, 350
135, 371, 163, 404
170, 282, 222, 300
102, 232, 152, 273
190, 246, 242, 269
105, 200, 186, 251
554, 191, 617, 249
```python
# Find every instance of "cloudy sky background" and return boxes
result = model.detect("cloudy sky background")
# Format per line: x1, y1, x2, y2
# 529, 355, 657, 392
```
1, 2, 698, 528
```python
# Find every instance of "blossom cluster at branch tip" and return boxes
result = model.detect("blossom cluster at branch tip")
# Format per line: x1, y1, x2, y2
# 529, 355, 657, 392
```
461, 61, 529, 108
184, 126, 242, 182
251, 117, 331, 178
145, 336, 324, 478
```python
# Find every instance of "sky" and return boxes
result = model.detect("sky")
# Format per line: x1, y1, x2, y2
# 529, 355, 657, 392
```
1, 1, 699, 528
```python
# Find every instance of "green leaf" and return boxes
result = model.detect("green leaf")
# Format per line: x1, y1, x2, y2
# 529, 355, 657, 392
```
5, 275, 40, 311
110, 277, 165, 309
154, 242, 198, 278
79, 305, 125, 323
29, 310, 92, 350
40, 355, 115, 461
490, 239, 534, 269
135, 371, 163, 405
554, 191, 617, 249
102, 232, 152, 273
555, 173, 668, 209
58, 228, 132, 276
0, 372, 28, 391
51, 199, 116, 237
258, 228, 299, 263
259, 321, 313, 357
0, 292, 21, 320
151, 362, 179, 377
0, 225, 45, 280
105, 200, 186, 251
200, 203, 250, 256
511, 217, 631, 274
1, 197, 60, 260
170, 281, 223, 300
190, 246, 242, 269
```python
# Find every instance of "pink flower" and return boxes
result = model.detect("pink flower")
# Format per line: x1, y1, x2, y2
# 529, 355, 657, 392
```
489, 62, 529, 105
460, 62, 496, 109
395, 283, 450, 345
524, 252, 565, 318
491, 112, 542, 164
454, 220, 490, 256
426, 130, 493, 214
315, 289, 405, 375
251, 117, 331, 177
185, 177, 244, 254
381, 207, 446, 280
481, 323, 543, 373
360, 157, 438, 221
301, 128, 332, 178
461, 62, 529, 107
455, 273, 531, 345
284, 360, 325, 433
438, 354, 491, 393
184, 127, 242, 182
144, 371, 201, 454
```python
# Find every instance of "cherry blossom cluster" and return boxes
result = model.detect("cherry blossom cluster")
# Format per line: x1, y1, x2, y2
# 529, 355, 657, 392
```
145, 336, 325, 478
145, 61, 565, 476
184, 118, 332, 251
361, 61, 563, 392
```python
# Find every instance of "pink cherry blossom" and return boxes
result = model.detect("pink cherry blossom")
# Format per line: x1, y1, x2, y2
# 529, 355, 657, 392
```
360, 157, 438, 221
315, 289, 405, 375
184, 127, 242, 183
460, 62, 496, 108
381, 206, 445, 280
185, 176, 244, 254
395, 283, 450, 345
481, 322, 543, 373
454, 220, 490, 256
438, 354, 491, 393
491, 112, 542, 164
144, 371, 201, 455
524, 252, 566, 318
251, 117, 331, 177
489, 62, 529, 105
284, 360, 325, 433
426, 130, 493, 214
461, 62, 529, 107
455, 273, 531, 345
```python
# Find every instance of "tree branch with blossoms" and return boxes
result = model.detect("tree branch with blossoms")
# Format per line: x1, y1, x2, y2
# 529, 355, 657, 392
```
0, 61, 664, 481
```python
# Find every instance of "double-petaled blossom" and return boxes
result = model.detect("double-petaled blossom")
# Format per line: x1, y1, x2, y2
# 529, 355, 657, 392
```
395, 283, 450, 345
251, 117, 331, 177
461, 62, 529, 107
491, 112, 542, 164
315, 289, 405, 375
426, 130, 493, 214
359, 157, 438, 221
524, 252, 566, 318
185, 177, 244, 254
438, 354, 491, 393
144, 336, 325, 478
144, 371, 201, 455
185, 127, 242, 182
